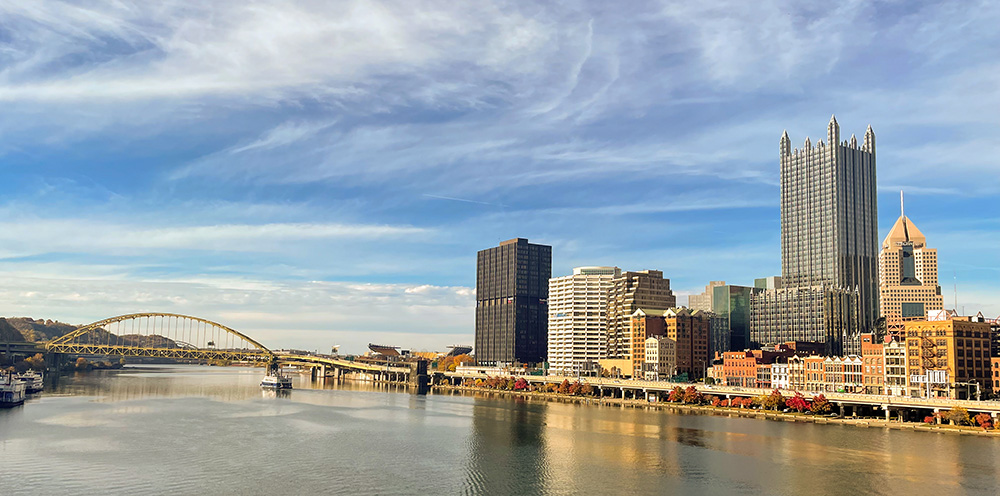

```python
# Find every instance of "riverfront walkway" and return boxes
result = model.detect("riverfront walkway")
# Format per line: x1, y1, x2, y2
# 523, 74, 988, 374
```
441, 372, 1000, 417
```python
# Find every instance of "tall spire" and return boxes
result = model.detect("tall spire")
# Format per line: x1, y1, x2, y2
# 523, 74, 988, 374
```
827, 114, 840, 147
901, 190, 909, 242
780, 130, 791, 156
863, 124, 875, 153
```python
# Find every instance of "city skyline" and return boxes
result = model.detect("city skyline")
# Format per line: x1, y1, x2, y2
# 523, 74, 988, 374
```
2, 2, 1000, 354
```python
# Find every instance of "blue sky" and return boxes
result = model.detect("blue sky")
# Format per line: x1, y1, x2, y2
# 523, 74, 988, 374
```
1, 1, 998, 353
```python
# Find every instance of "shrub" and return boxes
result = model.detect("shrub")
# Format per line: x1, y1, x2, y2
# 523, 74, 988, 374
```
923, 416, 936, 424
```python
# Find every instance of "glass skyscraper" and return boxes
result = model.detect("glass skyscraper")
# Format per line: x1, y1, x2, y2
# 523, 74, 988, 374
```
475, 238, 552, 365
751, 116, 879, 355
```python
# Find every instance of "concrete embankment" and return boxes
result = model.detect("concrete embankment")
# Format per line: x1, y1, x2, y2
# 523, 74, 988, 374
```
432, 384, 1000, 436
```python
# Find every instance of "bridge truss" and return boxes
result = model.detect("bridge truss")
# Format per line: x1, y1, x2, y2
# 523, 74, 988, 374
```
46, 313, 274, 363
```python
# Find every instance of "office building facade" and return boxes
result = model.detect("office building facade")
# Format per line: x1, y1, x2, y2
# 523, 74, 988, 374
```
475, 238, 552, 365
688, 281, 725, 312
606, 270, 676, 360
547, 266, 620, 375
712, 284, 762, 352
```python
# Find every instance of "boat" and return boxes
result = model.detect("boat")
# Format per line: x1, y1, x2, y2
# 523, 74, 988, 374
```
1, 372, 26, 408
15, 370, 44, 393
260, 370, 293, 389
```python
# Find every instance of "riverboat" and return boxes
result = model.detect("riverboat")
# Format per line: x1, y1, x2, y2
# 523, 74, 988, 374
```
1, 372, 26, 408
260, 371, 293, 389
15, 370, 44, 393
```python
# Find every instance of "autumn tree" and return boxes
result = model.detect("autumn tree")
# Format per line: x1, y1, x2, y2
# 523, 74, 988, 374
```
74, 357, 91, 371
764, 389, 785, 411
514, 378, 528, 391
785, 392, 809, 413
974, 413, 993, 430
558, 379, 571, 394
580, 383, 595, 396
25, 353, 45, 370
809, 394, 831, 414
683, 386, 703, 404
667, 386, 684, 402
945, 407, 970, 426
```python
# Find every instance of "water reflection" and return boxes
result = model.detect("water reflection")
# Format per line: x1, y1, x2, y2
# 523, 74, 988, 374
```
4, 366, 1000, 495
463, 397, 549, 495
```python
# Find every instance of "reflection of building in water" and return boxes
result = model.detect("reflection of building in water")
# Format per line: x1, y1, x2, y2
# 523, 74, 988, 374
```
463, 398, 549, 495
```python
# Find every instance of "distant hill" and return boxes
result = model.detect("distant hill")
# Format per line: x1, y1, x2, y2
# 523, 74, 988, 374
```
4, 317, 184, 350
6, 317, 78, 342
0, 318, 26, 342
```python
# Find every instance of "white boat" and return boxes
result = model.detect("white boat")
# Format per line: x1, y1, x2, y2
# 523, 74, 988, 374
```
15, 370, 44, 393
260, 371, 293, 389
1, 372, 26, 408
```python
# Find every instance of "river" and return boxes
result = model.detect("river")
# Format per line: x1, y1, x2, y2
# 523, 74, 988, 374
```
1, 365, 998, 495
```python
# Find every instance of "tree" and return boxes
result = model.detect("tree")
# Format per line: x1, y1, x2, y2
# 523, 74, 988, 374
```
568, 381, 582, 395
751, 395, 768, 409
558, 379, 571, 394
667, 386, 684, 402
580, 383, 595, 396
974, 413, 993, 430
705, 377, 716, 385
719, 399, 730, 408
923, 415, 936, 424
683, 386, 703, 404
25, 353, 45, 370
785, 392, 809, 413
764, 389, 785, 411
514, 378, 528, 391
809, 394, 831, 414
74, 357, 91, 371
710, 396, 721, 407
945, 406, 970, 426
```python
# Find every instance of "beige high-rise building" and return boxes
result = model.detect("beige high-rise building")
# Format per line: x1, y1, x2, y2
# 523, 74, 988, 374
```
879, 193, 943, 325
607, 270, 676, 360
547, 266, 620, 375
688, 281, 725, 312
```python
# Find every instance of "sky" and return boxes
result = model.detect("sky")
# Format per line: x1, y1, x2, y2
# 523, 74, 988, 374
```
1, 1, 999, 354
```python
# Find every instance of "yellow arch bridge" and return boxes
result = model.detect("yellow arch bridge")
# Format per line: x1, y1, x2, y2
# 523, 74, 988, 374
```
43, 313, 415, 379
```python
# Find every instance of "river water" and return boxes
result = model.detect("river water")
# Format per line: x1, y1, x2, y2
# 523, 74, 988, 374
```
1, 365, 999, 495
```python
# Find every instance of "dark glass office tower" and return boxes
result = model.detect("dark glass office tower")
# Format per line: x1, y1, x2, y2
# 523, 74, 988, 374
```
475, 238, 552, 365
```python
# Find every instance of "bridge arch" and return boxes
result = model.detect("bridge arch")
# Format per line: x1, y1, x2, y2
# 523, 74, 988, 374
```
46, 313, 273, 363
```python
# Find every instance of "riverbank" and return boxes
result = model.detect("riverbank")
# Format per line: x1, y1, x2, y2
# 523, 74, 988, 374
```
433, 384, 1000, 437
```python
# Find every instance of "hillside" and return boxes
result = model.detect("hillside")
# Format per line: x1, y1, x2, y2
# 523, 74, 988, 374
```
0, 318, 25, 342
6, 317, 78, 342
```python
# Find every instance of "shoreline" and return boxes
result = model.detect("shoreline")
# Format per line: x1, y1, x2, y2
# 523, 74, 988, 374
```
432, 384, 1000, 436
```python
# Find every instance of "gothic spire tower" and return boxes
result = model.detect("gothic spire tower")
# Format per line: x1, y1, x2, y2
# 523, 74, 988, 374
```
762, 115, 879, 354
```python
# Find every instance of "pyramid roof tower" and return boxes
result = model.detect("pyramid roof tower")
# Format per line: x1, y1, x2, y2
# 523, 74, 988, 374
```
882, 191, 926, 250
